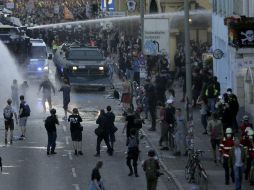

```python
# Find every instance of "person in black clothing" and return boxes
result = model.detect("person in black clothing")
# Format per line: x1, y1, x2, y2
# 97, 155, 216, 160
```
38, 77, 55, 113
105, 106, 116, 151
60, 79, 71, 120
95, 109, 113, 157
45, 108, 59, 155
123, 110, 136, 138
88, 161, 104, 190
227, 88, 239, 133
126, 128, 140, 177
68, 108, 83, 156
0, 157, 2, 172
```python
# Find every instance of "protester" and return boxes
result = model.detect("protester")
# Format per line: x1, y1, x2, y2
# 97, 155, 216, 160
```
227, 88, 239, 133
105, 106, 116, 151
94, 109, 113, 157
11, 79, 19, 109
3, 99, 18, 145
143, 149, 160, 190
88, 161, 105, 190
126, 128, 139, 177
229, 138, 246, 190
45, 108, 59, 155
197, 95, 209, 134
208, 113, 224, 163
68, 108, 83, 156
59, 79, 71, 120
20, 81, 29, 98
19, 95, 30, 139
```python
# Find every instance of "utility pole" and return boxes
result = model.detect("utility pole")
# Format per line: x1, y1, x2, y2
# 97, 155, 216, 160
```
140, 0, 145, 53
184, 0, 192, 121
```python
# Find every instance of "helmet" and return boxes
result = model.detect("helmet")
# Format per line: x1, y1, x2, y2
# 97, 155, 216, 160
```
248, 129, 254, 136
148, 149, 156, 157
225, 128, 233, 134
50, 108, 56, 115
243, 115, 249, 121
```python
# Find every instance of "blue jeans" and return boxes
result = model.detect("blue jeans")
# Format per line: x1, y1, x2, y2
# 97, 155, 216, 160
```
234, 166, 243, 190
208, 98, 216, 113
47, 131, 57, 153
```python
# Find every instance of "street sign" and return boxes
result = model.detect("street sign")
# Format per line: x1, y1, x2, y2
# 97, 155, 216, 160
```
101, 0, 115, 11
143, 18, 170, 57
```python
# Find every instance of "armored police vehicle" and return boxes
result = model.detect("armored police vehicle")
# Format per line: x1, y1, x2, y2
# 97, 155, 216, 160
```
53, 44, 110, 90
25, 39, 51, 80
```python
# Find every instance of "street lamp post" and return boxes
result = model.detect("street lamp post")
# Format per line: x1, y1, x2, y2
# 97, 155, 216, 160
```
184, 0, 192, 121
140, 0, 145, 54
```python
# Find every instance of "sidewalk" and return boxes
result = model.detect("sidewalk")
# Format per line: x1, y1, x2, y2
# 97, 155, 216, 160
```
142, 87, 253, 190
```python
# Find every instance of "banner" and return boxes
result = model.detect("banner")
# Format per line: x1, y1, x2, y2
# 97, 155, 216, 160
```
64, 6, 74, 20
143, 18, 170, 56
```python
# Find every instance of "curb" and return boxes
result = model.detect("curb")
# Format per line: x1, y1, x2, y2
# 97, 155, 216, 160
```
141, 128, 185, 190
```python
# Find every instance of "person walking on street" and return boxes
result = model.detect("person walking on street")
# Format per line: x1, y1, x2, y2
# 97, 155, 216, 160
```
94, 109, 113, 157
245, 129, 254, 184
227, 88, 239, 133
229, 138, 246, 190
143, 149, 160, 190
68, 108, 83, 156
160, 99, 176, 150
20, 81, 29, 98
174, 108, 187, 156
105, 106, 116, 151
197, 95, 209, 134
38, 76, 55, 113
59, 79, 71, 120
126, 128, 140, 177
88, 161, 105, 190
45, 108, 59, 155
219, 127, 235, 185
3, 99, 18, 145
208, 113, 224, 163
11, 79, 19, 109
19, 95, 30, 139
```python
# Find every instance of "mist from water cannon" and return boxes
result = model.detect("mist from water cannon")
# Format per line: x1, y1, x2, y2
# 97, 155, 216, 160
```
28, 10, 211, 30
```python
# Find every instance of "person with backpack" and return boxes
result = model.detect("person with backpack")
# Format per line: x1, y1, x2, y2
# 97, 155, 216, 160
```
38, 76, 55, 113
68, 108, 83, 156
143, 149, 160, 190
126, 128, 139, 177
19, 95, 30, 139
45, 108, 59, 155
3, 99, 18, 145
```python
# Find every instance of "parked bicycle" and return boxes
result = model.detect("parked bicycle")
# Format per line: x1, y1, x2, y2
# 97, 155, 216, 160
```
185, 149, 208, 190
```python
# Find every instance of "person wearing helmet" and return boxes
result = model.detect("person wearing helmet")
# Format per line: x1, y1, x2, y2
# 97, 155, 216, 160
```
142, 149, 160, 190
44, 108, 59, 155
240, 115, 253, 137
245, 129, 254, 183
219, 128, 235, 185
68, 108, 83, 156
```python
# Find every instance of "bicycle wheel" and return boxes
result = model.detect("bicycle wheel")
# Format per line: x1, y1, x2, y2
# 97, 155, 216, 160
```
200, 170, 208, 190
194, 167, 201, 185
185, 161, 191, 180
188, 164, 195, 183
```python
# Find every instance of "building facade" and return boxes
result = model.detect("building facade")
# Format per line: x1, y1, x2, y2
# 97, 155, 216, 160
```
212, 0, 254, 113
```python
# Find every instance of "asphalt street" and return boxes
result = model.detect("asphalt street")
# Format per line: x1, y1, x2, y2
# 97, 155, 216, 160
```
0, 61, 176, 190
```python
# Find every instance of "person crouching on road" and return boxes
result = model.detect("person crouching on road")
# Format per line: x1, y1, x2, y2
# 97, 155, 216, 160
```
219, 127, 235, 185
126, 128, 139, 177
68, 108, 83, 156
45, 108, 59, 155
143, 149, 160, 190
229, 138, 246, 190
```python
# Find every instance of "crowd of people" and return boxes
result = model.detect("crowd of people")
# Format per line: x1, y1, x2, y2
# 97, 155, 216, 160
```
11, 0, 100, 26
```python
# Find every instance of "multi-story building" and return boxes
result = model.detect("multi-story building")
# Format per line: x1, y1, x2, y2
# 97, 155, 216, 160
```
212, 0, 254, 113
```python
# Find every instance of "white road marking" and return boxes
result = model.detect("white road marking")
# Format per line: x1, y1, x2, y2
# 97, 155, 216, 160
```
68, 151, 73, 160
63, 125, 67, 132
65, 136, 69, 145
72, 184, 80, 190
72, 168, 77, 178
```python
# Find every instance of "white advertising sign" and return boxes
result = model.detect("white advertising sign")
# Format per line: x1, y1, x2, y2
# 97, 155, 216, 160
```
143, 18, 170, 56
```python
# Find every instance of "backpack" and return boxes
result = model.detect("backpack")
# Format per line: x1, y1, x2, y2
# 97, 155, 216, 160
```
134, 114, 143, 129
22, 104, 31, 117
3, 106, 13, 120
145, 159, 158, 180
128, 136, 138, 148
